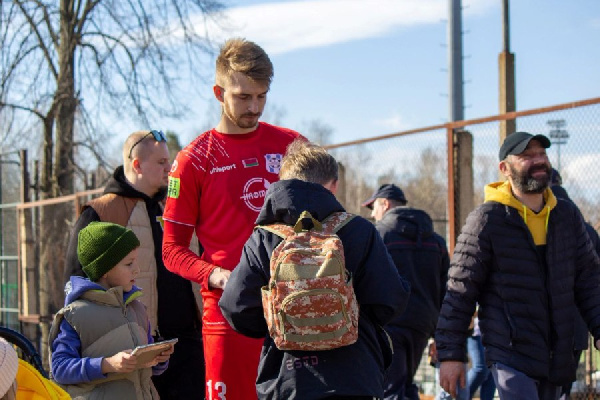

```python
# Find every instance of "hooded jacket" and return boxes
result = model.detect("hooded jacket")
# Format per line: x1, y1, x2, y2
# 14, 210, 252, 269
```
64, 166, 200, 338
219, 179, 410, 399
376, 206, 449, 335
435, 181, 600, 385
49, 276, 162, 399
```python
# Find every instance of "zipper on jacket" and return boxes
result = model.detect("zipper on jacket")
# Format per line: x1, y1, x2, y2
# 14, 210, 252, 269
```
545, 218, 555, 357
516, 205, 553, 352
509, 206, 553, 351
122, 298, 141, 348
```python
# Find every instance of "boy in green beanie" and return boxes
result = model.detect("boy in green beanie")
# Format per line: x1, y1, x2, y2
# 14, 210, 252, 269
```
49, 222, 174, 399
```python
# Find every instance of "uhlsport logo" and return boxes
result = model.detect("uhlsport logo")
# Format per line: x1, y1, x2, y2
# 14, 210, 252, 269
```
241, 177, 271, 212
265, 153, 282, 174
210, 163, 236, 174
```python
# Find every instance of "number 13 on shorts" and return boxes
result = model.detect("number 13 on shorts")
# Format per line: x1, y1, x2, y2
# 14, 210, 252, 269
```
206, 380, 227, 400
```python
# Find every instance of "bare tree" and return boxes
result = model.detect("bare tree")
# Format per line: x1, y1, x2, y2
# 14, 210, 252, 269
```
396, 147, 447, 235
1, 0, 225, 198
301, 119, 334, 145
333, 145, 374, 216
262, 103, 288, 128
0, 0, 225, 364
165, 130, 182, 164
473, 154, 498, 205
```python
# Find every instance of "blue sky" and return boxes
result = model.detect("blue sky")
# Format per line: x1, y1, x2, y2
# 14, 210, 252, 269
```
116, 0, 600, 147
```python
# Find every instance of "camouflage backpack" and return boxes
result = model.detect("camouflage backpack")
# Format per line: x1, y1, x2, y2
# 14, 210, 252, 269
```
259, 211, 360, 351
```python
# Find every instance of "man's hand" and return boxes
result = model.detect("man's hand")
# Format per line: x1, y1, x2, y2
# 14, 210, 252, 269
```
439, 360, 466, 398
208, 267, 231, 289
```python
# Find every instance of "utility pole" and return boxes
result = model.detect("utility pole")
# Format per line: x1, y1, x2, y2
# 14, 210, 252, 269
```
447, 0, 473, 250
448, 0, 464, 122
547, 119, 569, 171
499, 0, 516, 144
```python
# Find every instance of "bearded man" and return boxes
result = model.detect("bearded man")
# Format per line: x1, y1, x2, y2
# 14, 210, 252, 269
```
435, 132, 600, 400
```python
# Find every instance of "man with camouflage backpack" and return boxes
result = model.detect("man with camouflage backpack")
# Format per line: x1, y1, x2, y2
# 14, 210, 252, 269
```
219, 139, 410, 400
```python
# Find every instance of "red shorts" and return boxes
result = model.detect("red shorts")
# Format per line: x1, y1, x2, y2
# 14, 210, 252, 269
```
202, 294, 263, 400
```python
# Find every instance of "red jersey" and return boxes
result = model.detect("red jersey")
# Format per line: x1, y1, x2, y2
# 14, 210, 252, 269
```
163, 122, 300, 400
163, 122, 301, 325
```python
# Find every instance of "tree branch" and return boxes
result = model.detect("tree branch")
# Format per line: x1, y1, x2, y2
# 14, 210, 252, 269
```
14, 0, 58, 78
0, 101, 46, 120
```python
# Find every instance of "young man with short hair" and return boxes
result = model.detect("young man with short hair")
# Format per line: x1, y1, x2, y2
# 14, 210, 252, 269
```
162, 39, 302, 399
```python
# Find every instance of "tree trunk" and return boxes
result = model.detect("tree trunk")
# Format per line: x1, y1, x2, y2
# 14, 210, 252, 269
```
39, 116, 54, 369
39, 0, 79, 367
54, 0, 77, 197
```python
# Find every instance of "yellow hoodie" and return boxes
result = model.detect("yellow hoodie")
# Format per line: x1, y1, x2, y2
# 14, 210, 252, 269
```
484, 181, 557, 245
16, 359, 71, 400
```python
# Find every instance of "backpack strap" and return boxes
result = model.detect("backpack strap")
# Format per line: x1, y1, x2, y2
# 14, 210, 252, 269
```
256, 223, 294, 239
321, 212, 356, 234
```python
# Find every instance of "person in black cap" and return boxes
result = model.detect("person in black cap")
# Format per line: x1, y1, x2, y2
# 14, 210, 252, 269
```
363, 184, 450, 400
435, 131, 600, 400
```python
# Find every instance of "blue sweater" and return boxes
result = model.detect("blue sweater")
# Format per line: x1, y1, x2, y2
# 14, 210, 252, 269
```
51, 276, 167, 384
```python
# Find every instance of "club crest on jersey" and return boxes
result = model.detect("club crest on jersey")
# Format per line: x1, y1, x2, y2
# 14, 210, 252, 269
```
265, 153, 282, 174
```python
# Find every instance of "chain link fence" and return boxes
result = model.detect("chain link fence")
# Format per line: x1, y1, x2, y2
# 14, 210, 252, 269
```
326, 97, 600, 399
0, 152, 23, 332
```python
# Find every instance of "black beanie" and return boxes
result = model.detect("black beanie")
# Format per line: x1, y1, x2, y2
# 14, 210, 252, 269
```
78, 222, 140, 281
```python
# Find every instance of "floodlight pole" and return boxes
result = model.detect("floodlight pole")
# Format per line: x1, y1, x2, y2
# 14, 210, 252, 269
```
448, 0, 464, 122
547, 119, 569, 171
499, 0, 516, 143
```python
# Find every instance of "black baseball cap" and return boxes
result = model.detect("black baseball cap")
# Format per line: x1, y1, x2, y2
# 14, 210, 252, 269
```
498, 131, 551, 161
361, 184, 407, 209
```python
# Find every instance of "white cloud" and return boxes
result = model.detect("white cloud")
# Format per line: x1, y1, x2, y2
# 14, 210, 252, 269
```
199, 0, 497, 55
373, 111, 410, 132
564, 154, 600, 189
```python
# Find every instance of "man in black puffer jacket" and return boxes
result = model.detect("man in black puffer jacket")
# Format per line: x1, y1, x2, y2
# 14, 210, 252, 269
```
435, 132, 600, 400
362, 184, 449, 400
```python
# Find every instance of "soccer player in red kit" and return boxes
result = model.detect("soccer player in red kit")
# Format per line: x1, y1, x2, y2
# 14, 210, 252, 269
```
162, 38, 302, 400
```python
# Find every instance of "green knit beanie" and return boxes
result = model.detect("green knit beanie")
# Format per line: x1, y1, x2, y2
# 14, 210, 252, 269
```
78, 222, 140, 281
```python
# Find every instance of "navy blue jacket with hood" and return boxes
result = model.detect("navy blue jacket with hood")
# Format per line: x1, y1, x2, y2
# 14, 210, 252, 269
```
375, 206, 449, 336
219, 179, 410, 400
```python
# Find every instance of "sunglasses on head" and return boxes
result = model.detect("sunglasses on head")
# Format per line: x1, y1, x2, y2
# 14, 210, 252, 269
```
128, 130, 167, 159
